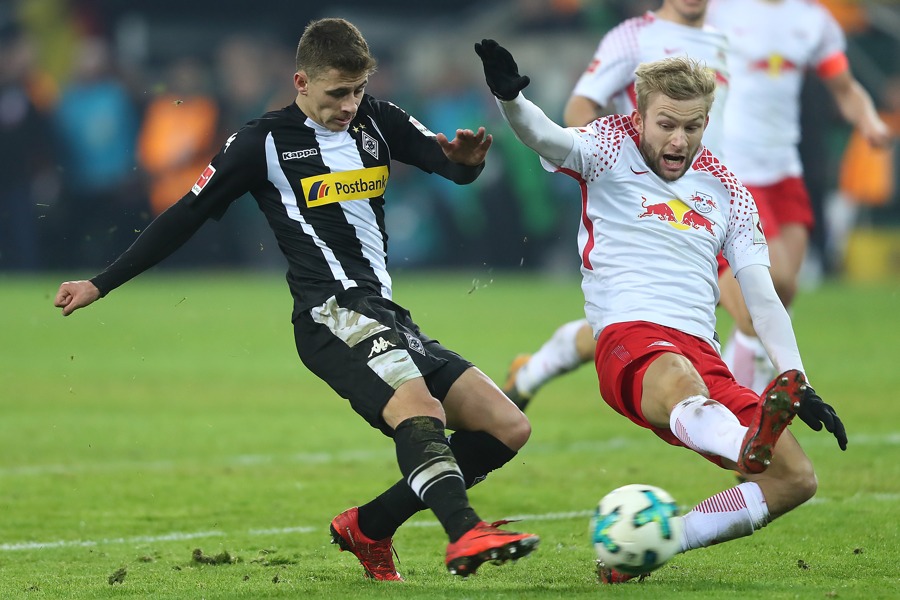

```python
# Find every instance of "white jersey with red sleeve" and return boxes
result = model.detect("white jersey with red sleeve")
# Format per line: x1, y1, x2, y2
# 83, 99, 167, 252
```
570, 11, 730, 157
707, 0, 848, 184
540, 115, 769, 347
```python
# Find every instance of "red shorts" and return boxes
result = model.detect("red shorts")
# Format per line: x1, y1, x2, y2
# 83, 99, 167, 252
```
717, 176, 814, 276
595, 321, 760, 466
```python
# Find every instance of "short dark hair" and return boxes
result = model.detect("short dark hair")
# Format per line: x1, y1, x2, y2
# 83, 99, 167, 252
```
295, 18, 377, 80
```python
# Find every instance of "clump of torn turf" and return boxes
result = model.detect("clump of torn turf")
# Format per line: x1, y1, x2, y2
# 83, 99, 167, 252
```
192, 548, 240, 565
251, 549, 298, 566
108, 567, 127, 585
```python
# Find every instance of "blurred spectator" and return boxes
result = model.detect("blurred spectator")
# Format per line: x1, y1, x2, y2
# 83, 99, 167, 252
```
211, 34, 291, 269
0, 21, 58, 271
53, 35, 146, 268
415, 62, 494, 265
137, 56, 219, 217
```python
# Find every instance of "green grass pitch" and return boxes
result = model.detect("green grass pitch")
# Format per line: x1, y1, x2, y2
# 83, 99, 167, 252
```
2, 270, 899, 599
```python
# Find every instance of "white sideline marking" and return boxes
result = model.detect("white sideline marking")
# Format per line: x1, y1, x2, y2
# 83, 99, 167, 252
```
2, 493, 896, 554
0, 531, 224, 552
3, 432, 897, 478
0, 511, 591, 553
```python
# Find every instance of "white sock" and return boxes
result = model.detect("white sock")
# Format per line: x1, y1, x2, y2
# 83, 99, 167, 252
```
724, 330, 775, 394
515, 319, 587, 396
678, 482, 770, 552
669, 396, 746, 462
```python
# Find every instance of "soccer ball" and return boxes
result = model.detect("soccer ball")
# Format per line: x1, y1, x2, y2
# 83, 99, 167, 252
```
589, 483, 682, 575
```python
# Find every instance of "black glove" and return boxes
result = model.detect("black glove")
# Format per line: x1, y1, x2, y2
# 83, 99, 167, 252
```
798, 385, 847, 451
474, 39, 530, 101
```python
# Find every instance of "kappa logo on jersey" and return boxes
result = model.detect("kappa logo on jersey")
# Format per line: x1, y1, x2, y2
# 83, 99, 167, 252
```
282, 148, 319, 161
361, 131, 379, 160
368, 336, 396, 358
301, 166, 389, 208
404, 332, 426, 356
191, 164, 216, 195
638, 195, 715, 236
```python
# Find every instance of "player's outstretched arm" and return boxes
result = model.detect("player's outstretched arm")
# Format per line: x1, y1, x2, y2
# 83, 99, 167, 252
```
54, 280, 101, 316
475, 39, 575, 164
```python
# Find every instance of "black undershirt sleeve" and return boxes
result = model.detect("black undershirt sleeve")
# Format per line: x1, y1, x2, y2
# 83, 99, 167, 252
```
429, 152, 485, 185
90, 198, 211, 297
370, 97, 485, 184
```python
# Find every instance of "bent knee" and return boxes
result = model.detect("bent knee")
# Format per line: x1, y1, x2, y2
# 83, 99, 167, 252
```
485, 404, 532, 451
780, 459, 818, 508
504, 409, 532, 450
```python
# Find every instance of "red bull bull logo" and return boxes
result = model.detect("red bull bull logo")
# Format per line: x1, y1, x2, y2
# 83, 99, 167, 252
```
749, 53, 798, 77
637, 194, 716, 236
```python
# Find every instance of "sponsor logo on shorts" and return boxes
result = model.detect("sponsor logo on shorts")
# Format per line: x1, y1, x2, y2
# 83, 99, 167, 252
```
368, 336, 396, 358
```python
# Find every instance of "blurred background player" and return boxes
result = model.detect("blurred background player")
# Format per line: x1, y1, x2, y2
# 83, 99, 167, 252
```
502, 0, 730, 408
707, 0, 891, 392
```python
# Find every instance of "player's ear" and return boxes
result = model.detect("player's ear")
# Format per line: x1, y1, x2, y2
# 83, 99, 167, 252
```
294, 71, 309, 94
631, 109, 643, 134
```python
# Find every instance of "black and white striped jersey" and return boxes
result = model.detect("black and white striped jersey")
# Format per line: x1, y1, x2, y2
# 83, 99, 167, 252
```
91, 96, 483, 318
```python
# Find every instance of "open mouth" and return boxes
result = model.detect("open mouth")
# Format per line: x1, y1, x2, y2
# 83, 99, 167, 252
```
662, 154, 685, 171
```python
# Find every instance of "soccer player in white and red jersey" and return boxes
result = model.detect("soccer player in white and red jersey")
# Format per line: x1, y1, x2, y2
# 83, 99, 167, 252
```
475, 39, 847, 583
708, 0, 890, 392
502, 0, 731, 409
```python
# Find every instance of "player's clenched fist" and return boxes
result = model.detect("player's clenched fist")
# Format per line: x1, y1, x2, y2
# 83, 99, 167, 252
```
54, 280, 101, 316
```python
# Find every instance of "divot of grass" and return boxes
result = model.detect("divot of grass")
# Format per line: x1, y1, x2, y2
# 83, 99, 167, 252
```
107, 566, 127, 585
192, 548, 240, 565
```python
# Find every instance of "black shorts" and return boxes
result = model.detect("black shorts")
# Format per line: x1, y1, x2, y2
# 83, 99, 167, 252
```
293, 288, 473, 436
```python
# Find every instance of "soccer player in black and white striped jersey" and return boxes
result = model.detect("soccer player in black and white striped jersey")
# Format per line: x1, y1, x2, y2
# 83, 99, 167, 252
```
54, 18, 538, 579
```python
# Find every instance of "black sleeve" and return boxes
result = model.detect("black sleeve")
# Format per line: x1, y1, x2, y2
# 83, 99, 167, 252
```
90, 199, 209, 296
370, 98, 485, 184
90, 122, 266, 296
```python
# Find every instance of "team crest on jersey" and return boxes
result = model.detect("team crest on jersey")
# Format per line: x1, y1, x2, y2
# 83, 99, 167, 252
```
691, 192, 716, 214
191, 164, 216, 195
361, 131, 379, 159
404, 332, 426, 356
301, 166, 389, 207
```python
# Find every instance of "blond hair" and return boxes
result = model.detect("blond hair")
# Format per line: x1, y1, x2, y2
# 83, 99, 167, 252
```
634, 56, 716, 115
